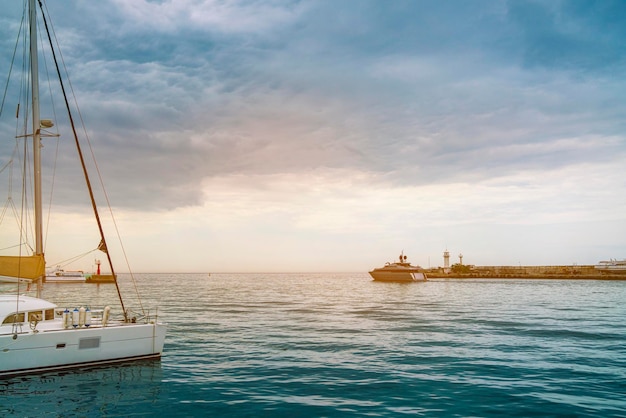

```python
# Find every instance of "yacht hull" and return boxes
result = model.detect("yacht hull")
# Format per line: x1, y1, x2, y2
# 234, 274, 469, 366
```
594, 260, 626, 274
369, 270, 427, 282
0, 322, 166, 377
44, 276, 86, 283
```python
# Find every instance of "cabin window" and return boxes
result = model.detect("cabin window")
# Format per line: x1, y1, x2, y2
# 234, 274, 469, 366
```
28, 311, 42, 322
45, 309, 54, 320
2, 313, 25, 324
79, 337, 101, 349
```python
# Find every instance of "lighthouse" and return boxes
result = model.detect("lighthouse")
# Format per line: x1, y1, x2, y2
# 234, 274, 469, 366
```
443, 250, 451, 274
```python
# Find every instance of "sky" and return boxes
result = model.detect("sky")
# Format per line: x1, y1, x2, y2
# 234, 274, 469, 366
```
1, 0, 625, 273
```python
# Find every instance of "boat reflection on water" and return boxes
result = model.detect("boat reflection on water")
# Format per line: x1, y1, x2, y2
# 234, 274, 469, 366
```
369, 253, 427, 282
0, 359, 164, 414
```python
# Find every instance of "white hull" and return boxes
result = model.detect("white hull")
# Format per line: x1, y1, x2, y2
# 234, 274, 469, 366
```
0, 321, 166, 377
45, 276, 86, 283
369, 270, 427, 282
594, 266, 626, 273
595, 260, 626, 274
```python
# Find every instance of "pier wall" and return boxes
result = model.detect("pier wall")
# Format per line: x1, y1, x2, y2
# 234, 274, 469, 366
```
426, 265, 625, 279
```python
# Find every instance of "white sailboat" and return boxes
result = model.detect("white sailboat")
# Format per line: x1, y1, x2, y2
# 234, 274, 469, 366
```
0, 0, 166, 377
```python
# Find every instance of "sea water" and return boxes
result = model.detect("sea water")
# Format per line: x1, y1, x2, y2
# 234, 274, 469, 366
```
1, 274, 625, 417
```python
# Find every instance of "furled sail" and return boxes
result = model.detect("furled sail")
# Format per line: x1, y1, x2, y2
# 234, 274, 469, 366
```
0, 255, 45, 280
97, 239, 108, 254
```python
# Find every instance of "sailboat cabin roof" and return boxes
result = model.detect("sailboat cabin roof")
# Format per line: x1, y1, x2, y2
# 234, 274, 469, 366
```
0, 294, 57, 318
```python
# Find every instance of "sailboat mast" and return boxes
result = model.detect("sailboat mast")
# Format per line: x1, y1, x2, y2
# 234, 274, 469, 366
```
29, 0, 44, 294
35, 1, 129, 320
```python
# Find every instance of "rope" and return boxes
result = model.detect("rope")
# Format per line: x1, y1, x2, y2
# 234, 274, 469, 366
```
0, 3, 26, 120
38, 0, 130, 319
46, 248, 98, 269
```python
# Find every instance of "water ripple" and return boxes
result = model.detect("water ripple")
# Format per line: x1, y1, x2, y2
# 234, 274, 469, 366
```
2, 274, 625, 417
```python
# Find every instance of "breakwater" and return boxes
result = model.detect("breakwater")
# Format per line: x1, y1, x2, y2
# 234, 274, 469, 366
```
426, 265, 626, 280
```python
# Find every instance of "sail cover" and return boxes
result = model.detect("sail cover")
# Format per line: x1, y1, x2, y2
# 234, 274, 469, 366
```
0, 255, 45, 279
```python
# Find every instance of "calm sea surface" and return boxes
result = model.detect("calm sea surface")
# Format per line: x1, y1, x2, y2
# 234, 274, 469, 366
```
1, 274, 625, 417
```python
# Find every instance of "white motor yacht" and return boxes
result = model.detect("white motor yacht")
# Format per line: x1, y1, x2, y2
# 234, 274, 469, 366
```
369, 253, 427, 282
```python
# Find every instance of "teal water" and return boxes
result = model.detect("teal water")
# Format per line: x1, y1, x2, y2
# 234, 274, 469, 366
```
1, 274, 625, 417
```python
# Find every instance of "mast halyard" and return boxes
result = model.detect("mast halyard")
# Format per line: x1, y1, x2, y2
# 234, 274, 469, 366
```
29, 0, 44, 297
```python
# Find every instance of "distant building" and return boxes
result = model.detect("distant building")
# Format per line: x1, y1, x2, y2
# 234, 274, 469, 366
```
443, 250, 450, 274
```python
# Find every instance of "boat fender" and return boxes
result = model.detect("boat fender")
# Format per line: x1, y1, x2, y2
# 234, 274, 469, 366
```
85, 307, 91, 327
102, 306, 110, 327
72, 307, 79, 328
63, 308, 71, 329
78, 306, 86, 327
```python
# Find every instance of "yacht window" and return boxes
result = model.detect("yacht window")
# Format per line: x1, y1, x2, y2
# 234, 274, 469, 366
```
45, 309, 54, 320
2, 313, 25, 324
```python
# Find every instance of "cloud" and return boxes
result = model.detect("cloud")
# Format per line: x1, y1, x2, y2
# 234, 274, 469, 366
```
107, 0, 305, 35
506, 0, 626, 71
1, 0, 625, 271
